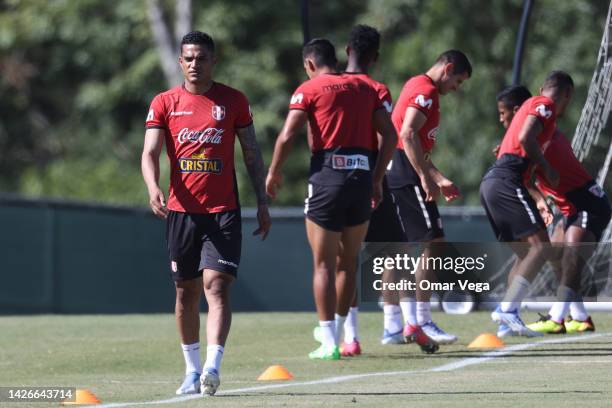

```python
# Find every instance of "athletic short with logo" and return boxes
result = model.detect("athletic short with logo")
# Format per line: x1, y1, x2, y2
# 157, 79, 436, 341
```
480, 175, 545, 242
389, 183, 444, 242
563, 182, 612, 241
365, 178, 406, 242
304, 178, 372, 232
166, 209, 242, 280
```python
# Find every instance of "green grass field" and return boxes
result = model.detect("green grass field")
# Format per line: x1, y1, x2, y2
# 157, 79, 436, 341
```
1, 311, 612, 407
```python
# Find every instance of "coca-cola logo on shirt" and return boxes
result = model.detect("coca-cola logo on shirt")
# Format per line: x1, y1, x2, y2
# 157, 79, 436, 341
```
177, 127, 224, 144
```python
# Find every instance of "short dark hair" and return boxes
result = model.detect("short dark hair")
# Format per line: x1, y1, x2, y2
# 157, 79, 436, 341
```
348, 24, 380, 65
302, 38, 337, 69
435, 49, 472, 77
180, 31, 215, 53
543, 70, 574, 92
496, 85, 532, 109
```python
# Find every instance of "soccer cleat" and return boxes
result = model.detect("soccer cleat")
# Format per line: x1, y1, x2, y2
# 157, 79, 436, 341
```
497, 323, 516, 338
565, 315, 596, 333
308, 344, 340, 360
491, 307, 543, 337
421, 321, 458, 345
200, 369, 220, 396
381, 328, 405, 345
175, 372, 201, 395
403, 324, 439, 354
340, 340, 361, 356
527, 313, 566, 334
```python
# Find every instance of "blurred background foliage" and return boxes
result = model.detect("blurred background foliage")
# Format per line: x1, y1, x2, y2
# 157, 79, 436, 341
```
0, 0, 609, 207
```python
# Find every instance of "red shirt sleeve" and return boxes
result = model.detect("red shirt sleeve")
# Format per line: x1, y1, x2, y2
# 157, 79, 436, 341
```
379, 86, 393, 113
527, 97, 556, 127
406, 86, 436, 117
145, 94, 167, 129
235, 91, 253, 129
289, 83, 311, 111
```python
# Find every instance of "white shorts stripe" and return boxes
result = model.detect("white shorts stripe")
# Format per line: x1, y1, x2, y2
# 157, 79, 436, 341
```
516, 188, 537, 224
414, 186, 432, 229
304, 183, 313, 214
582, 211, 588, 229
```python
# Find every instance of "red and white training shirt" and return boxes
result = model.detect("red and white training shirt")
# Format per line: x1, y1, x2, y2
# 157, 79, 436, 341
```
392, 74, 440, 153
289, 73, 384, 152
146, 83, 252, 213
536, 130, 593, 216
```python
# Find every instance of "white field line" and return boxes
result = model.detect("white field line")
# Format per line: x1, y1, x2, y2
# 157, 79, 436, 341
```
96, 332, 612, 408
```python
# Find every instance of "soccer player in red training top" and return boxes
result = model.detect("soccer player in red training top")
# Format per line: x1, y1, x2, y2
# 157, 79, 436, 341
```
266, 38, 397, 360
385, 50, 472, 346
480, 71, 573, 337
526, 129, 611, 333
141, 31, 271, 396
493, 85, 611, 337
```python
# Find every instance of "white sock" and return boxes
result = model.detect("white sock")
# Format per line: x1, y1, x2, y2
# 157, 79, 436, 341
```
570, 297, 589, 321
383, 304, 403, 334
416, 301, 432, 326
334, 314, 347, 345
203, 344, 224, 374
181, 342, 202, 375
399, 298, 417, 325
344, 307, 359, 343
548, 286, 575, 322
501, 275, 530, 312
319, 320, 336, 348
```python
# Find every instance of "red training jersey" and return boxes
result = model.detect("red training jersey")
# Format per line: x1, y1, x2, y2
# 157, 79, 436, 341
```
536, 129, 593, 215
145, 83, 252, 214
346, 73, 393, 145
392, 74, 440, 153
497, 95, 556, 159
289, 73, 384, 152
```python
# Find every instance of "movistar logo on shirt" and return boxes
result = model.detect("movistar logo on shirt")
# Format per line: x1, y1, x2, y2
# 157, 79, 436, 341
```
291, 93, 304, 104
535, 104, 552, 119
332, 154, 370, 171
179, 152, 223, 174
415, 94, 433, 109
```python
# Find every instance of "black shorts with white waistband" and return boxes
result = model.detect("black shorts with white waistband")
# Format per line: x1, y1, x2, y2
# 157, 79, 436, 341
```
563, 182, 611, 241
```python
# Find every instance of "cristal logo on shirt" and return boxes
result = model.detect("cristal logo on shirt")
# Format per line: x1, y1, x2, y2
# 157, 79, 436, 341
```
177, 127, 224, 144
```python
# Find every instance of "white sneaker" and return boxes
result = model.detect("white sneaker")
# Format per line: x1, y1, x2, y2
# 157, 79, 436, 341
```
491, 308, 542, 337
200, 369, 220, 396
421, 321, 458, 344
381, 329, 405, 345
175, 372, 200, 395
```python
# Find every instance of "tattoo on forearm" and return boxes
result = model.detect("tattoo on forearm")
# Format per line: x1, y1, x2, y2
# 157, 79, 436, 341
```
239, 125, 268, 204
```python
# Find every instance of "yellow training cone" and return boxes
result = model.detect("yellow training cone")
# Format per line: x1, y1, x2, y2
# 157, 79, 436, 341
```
468, 333, 505, 349
257, 365, 294, 381
62, 389, 101, 405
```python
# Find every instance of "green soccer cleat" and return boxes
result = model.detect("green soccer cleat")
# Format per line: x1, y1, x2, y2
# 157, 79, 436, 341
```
527, 314, 566, 334
308, 344, 340, 360
565, 316, 595, 333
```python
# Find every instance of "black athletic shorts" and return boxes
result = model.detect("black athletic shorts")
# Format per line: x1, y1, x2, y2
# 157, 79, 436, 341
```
166, 209, 242, 280
390, 183, 444, 242
365, 178, 406, 242
304, 178, 372, 232
563, 182, 611, 241
480, 176, 545, 242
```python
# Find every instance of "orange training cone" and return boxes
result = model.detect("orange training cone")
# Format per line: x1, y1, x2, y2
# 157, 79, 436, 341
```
257, 365, 294, 381
467, 333, 505, 349
62, 389, 101, 405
